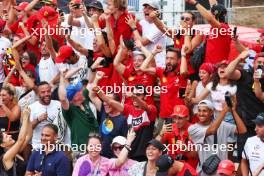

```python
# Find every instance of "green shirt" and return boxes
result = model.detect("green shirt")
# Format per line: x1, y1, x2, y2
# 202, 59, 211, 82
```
62, 89, 99, 147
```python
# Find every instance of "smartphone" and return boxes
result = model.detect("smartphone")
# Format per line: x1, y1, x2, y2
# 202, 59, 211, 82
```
165, 118, 173, 125
59, 9, 64, 17
179, 87, 186, 99
256, 65, 264, 79
100, 58, 110, 68
225, 91, 232, 108
233, 26, 237, 37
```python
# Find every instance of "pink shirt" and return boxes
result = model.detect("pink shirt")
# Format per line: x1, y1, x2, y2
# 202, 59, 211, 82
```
108, 158, 137, 176
72, 155, 109, 176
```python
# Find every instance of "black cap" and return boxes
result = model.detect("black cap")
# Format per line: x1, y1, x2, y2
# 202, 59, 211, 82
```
253, 112, 264, 125
210, 4, 227, 22
147, 139, 164, 151
156, 155, 174, 176
87, 1, 103, 10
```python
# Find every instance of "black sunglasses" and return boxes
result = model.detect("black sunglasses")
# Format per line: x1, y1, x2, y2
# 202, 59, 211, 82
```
112, 145, 124, 151
181, 16, 191, 22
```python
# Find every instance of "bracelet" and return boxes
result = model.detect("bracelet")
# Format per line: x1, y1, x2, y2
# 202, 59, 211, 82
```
194, 2, 199, 6
131, 27, 137, 32
124, 144, 132, 152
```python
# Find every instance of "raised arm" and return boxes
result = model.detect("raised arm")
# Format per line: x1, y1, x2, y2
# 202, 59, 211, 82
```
89, 72, 103, 111
125, 15, 150, 46
113, 37, 126, 75
205, 105, 228, 136
3, 108, 30, 170
128, 92, 151, 113
115, 129, 136, 167
140, 45, 162, 75
58, 72, 70, 110
253, 71, 264, 102
180, 45, 188, 76
42, 19, 57, 60
191, 87, 210, 104
24, 0, 39, 13
149, 11, 176, 39
91, 14, 112, 57
81, 5, 93, 29
68, 5, 81, 27
104, 11, 116, 55
3, 67, 16, 87
186, 0, 221, 29
225, 50, 249, 80
93, 87, 124, 112
13, 49, 38, 93
66, 35, 89, 56
19, 22, 38, 46
12, 35, 31, 49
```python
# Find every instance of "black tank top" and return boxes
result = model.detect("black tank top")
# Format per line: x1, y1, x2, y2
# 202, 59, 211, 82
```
0, 117, 20, 141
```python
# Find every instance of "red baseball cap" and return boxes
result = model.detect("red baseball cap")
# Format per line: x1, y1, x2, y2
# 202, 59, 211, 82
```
171, 105, 189, 118
258, 29, 264, 34
14, 2, 29, 11
72, 0, 82, 4
55, 45, 74, 63
199, 63, 215, 74
39, 6, 58, 19
217, 160, 235, 175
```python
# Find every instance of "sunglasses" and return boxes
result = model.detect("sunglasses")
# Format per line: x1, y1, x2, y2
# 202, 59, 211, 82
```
181, 16, 191, 22
112, 145, 124, 151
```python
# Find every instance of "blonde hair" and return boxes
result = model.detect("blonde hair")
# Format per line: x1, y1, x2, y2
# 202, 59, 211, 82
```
110, 0, 127, 11
1, 85, 18, 104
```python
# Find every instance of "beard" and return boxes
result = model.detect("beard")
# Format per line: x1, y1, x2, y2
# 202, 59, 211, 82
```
40, 95, 51, 105
165, 63, 177, 73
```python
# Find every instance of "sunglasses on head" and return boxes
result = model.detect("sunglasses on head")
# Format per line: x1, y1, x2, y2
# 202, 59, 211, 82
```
112, 145, 124, 151
181, 16, 191, 22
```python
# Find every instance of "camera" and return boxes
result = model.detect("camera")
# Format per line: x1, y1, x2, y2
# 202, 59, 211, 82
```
225, 91, 232, 108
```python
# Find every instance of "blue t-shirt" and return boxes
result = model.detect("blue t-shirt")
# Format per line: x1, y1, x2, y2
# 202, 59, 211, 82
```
100, 106, 128, 158
26, 150, 70, 176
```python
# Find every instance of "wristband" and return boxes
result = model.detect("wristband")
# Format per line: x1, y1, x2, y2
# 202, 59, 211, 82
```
194, 2, 199, 6
124, 144, 132, 152
131, 27, 137, 32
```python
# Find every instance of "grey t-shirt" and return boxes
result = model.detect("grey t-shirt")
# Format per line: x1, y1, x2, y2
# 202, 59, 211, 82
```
188, 121, 236, 175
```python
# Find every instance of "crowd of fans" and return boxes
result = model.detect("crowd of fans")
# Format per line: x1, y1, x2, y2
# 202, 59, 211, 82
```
0, 0, 263, 175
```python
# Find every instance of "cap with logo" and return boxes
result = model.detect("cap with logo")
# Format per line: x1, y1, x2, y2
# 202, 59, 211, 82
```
156, 154, 174, 176
217, 160, 235, 175
171, 105, 189, 118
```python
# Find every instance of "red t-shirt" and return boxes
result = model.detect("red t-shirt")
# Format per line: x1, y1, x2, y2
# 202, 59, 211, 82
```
205, 23, 232, 64
177, 162, 198, 176
156, 67, 187, 118
108, 11, 142, 49
9, 15, 41, 62
162, 123, 198, 168
123, 104, 157, 131
173, 34, 196, 75
123, 67, 156, 105
93, 53, 113, 92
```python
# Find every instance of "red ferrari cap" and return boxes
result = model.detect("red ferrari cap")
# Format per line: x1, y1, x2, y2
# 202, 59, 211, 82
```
55, 45, 74, 63
14, 2, 29, 11
171, 105, 189, 118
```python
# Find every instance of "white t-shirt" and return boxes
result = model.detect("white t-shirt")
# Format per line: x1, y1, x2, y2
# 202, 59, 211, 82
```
242, 136, 264, 176
38, 56, 59, 83
68, 15, 94, 51
206, 82, 237, 111
56, 55, 89, 83
139, 19, 166, 68
29, 100, 71, 149
0, 36, 12, 82
16, 86, 38, 111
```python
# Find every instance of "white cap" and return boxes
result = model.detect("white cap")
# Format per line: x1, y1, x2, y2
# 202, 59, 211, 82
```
143, 0, 160, 10
111, 136, 127, 147
198, 100, 214, 110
